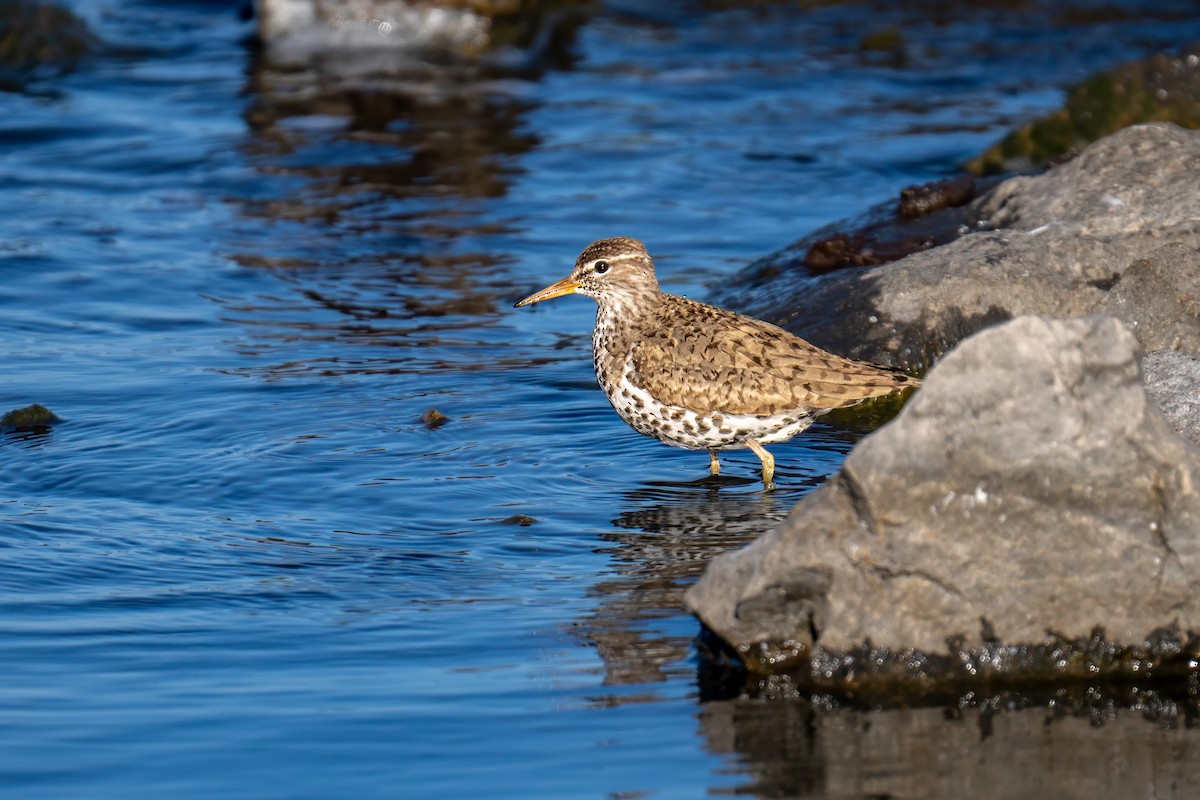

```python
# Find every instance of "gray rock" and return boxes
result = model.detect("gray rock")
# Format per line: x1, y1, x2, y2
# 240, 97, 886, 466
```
257, 0, 490, 62
1093, 243, 1200, 352
686, 315, 1200, 662
713, 124, 1200, 371
1144, 349, 1200, 449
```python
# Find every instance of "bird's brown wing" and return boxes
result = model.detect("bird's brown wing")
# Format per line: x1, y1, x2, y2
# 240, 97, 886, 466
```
629, 298, 916, 417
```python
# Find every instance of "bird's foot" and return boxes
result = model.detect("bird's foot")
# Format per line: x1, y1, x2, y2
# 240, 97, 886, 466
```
744, 439, 775, 491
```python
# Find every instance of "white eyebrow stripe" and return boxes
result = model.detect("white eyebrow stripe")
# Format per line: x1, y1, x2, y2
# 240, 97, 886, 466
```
592, 253, 642, 265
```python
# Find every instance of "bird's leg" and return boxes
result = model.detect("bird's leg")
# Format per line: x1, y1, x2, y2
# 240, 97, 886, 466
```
708, 449, 720, 476
745, 439, 775, 489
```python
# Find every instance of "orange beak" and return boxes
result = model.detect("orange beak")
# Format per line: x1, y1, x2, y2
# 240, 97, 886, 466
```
514, 277, 582, 308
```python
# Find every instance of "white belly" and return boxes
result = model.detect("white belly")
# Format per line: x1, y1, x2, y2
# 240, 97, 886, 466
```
604, 363, 815, 451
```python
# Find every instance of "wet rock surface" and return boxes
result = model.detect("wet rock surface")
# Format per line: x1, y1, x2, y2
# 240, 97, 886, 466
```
686, 315, 1200, 686
714, 123, 1200, 372
897, 174, 976, 219
721, 174, 993, 287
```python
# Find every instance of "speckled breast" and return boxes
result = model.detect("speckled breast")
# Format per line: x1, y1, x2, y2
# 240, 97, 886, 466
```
596, 354, 815, 452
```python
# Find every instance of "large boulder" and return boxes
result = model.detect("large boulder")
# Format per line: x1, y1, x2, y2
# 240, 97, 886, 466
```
713, 124, 1200, 371
686, 315, 1200, 674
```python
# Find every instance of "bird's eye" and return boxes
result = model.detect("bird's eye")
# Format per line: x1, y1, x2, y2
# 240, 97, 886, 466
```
594, 260, 610, 274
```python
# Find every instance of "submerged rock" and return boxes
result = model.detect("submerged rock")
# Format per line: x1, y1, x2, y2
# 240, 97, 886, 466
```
0, 0, 97, 90
714, 124, 1200, 372
421, 407, 449, 429
686, 315, 1200, 687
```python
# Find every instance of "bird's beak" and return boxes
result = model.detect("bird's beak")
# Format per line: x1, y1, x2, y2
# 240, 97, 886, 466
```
514, 277, 582, 308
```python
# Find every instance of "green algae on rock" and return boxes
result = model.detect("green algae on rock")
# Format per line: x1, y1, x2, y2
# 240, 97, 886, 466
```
1, 403, 61, 430
968, 45, 1200, 175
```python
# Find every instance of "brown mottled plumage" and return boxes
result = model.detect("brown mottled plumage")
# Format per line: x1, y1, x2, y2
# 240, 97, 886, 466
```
515, 237, 919, 487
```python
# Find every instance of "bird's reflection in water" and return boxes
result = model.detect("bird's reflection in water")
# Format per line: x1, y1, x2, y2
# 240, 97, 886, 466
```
577, 431, 848, 695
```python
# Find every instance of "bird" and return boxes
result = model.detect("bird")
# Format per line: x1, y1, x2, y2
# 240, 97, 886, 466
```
514, 237, 919, 487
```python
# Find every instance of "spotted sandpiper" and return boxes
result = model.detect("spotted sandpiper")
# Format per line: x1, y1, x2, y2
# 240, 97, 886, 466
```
515, 237, 919, 487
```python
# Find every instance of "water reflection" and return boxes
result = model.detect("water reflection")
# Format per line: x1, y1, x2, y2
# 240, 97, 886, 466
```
1, 428, 55, 448
579, 431, 850, 692
242, 68, 540, 206
700, 689, 1200, 798
237, 2, 587, 217
250, 0, 590, 73
221, 33, 581, 380
216, 249, 543, 380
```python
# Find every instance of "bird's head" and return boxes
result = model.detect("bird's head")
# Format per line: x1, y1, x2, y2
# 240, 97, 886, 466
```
515, 237, 661, 310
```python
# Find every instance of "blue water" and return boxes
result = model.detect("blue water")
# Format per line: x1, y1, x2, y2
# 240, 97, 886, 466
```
6, 1, 1200, 797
